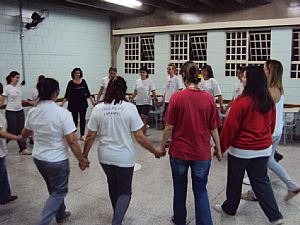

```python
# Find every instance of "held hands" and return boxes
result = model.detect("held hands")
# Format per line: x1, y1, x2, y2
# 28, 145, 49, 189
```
213, 146, 223, 162
79, 158, 90, 170
154, 147, 166, 159
220, 106, 227, 114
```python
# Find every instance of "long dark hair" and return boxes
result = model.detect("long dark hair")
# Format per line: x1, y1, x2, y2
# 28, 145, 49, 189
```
242, 65, 274, 113
37, 78, 60, 101
180, 61, 200, 84
103, 76, 127, 105
202, 64, 214, 78
6, 71, 20, 84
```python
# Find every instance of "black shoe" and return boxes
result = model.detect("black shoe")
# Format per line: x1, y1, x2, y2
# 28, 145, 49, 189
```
56, 211, 71, 223
274, 151, 283, 162
0, 195, 18, 205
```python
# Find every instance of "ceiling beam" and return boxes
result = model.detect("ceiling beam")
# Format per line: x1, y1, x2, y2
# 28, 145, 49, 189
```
165, 0, 195, 9
196, 0, 219, 6
65, 0, 154, 16
142, 0, 182, 11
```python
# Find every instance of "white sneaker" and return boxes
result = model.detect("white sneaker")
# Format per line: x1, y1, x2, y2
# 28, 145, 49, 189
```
19, 149, 32, 155
212, 204, 224, 213
270, 218, 284, 225
243, 177, 251, 185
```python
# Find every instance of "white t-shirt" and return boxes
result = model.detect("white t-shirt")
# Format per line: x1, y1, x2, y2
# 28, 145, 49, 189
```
29, 87, 39, 106
0, 113, 7, 158
99, 76, 110, 101
2, 84, 23, 111
134, 78, 156, 105
164, 75, 183, 103
25, 101, 76, 162
232, 82, 244, 100
198, 78, 222, 97
273, 95, 284, 137
88, 101, 144, 167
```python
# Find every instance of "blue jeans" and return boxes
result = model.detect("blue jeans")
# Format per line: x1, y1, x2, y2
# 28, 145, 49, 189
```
170, 157, 212, 225
249, 135, 299, 199
0, 157, 12, 204
34, 158, 70, 225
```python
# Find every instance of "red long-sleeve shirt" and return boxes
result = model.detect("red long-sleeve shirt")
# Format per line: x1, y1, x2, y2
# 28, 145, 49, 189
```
221, 96, 275, 153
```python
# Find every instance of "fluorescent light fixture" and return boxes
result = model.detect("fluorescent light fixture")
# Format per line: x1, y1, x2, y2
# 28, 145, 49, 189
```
104, 0, 142, 8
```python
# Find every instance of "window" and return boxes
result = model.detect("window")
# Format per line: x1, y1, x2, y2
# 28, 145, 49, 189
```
225, 30, 271, 76
291, 29, 300, 78
124, 35, 155, 75
170, 32, 207, 73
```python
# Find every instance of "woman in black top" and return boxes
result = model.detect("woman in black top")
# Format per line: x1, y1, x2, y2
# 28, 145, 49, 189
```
61, 68, 95, 141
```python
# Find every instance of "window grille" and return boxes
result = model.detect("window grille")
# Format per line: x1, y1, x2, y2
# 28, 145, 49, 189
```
170, 32, 207, 73
225, 30, 271, 76
291, 29, 300, 78
124, 35, 155, 75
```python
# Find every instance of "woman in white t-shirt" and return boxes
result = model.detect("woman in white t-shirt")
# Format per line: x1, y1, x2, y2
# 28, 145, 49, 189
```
130, 66, 158, 134
83, 76, 165, 225
22, 78, 89, 225
96, 67, 117, 103
0, 82, 21, 205
198, 65, 226, 114
227, 66, 246, 109
0, 71, 30, 155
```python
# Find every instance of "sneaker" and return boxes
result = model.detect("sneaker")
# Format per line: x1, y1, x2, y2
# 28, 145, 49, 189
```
274, 151, 283, 162
79, 136, 85, 141
170, 216, 186, 225
56, 211, 71, 223
270, 218, 284, 225
241, 190, 258, 201
284, 188, 300, 201
19, 149, 32, 155
212, 204, 224, 213
0, 195, 18, 205
243, 177, 251, 185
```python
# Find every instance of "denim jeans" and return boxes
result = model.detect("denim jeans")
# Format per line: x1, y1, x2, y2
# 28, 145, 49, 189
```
101, 163, 134, 225
34, 158, 70, 225
268, 135, 299, 191
249, 135, 299, 200
222, 154, 282, 222
170, 157, 212, 225
0, 157, 12, 204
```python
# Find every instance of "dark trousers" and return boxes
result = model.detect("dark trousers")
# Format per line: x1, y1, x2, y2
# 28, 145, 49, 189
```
0, 157, 12, 204
71, 108, 87, 137
5, 110, 27, 152
101, 163, 134, 225
222, 154, 283, 222
34, 158, 70, 225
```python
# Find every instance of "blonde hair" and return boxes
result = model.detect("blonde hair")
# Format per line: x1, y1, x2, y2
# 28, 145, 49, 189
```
265, 59, 284, 95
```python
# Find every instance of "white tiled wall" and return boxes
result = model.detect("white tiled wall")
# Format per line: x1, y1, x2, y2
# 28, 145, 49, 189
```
0, 0, 111, 117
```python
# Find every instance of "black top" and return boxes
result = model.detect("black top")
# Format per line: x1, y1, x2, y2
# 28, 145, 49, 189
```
64, 79, 91, 111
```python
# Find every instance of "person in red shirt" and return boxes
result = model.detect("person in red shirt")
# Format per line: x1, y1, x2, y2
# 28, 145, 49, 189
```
213, 65, 283, 225
160, 61, 222, 225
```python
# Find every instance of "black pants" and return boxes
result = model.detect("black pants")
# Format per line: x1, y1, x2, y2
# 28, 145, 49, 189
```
5, 110, 26, 152
70, 108, 87, 137
222, 154, 282, 222
101, 163, 134, 225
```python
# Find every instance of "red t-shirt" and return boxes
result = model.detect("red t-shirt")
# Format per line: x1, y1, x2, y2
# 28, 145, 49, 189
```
165, 89, 221, 160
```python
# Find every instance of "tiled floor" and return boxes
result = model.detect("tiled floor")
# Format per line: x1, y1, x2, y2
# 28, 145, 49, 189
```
1, 128, 300, 225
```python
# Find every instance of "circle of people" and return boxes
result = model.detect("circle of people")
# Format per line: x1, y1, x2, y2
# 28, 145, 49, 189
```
0, 60, 299, 225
